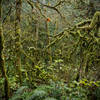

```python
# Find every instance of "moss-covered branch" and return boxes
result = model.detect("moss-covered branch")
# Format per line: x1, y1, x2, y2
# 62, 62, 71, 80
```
77, 11, 100, 29
44, 29, 68, 50
46, 11, 100, 50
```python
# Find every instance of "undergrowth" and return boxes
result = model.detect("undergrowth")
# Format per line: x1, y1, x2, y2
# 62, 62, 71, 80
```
9, 80, 100, 100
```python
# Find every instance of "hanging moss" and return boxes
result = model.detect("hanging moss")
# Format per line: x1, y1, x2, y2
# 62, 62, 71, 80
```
44, 11, 100, 81
75, 11, 100, 80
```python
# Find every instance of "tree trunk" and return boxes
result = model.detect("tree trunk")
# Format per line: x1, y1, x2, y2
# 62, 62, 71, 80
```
45, 20, 52, 63
15, 0, 22, 84
35, 20, 39, 49
34, 20, 39, 63
0, 0, 10, 99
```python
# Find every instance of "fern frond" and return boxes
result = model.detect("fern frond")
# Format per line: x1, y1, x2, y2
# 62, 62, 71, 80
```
15, 86, 28, 94
37, 85, 53, 92
9, 86, 28, 100
44, 97, 57, 100
9, 94, 22, 100
27, 89, 48, 100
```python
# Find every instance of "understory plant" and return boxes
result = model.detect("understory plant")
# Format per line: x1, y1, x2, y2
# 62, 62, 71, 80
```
9, 79, 100, 100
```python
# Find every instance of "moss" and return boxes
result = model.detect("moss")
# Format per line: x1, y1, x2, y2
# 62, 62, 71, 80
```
77, 11, 100, 30
89, 11, 100, 28
15, 0, 22, 85
0, 0, 10, 99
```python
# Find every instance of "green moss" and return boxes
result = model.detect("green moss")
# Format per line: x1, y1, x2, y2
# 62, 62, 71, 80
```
0, 0, 10, 99
90, 11, 100, 28
15, 0, 22, 85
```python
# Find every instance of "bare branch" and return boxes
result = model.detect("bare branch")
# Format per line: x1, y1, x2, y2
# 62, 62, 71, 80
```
37, 0, 63, 18
3, 3, 13, 23
54, 0, 66, 8
26, 0, 47, 19
26, 0, 33, 9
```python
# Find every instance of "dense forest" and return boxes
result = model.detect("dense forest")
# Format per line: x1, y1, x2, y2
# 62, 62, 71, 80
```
0, 0, 100, 100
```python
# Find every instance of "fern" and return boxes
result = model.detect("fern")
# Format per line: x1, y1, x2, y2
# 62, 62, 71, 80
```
27, 89, 48, 100
9, 81, 90, 100
44, 97, 57, 100
15, 86, 28, 94
10, 95, 23, 100
9, 86, 28, 100
36, 85, 53, 92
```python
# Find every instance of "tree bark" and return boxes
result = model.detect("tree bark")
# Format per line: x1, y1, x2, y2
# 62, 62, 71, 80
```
15, 0, 22, 84
45, 20, 52, 63
0, 0, 10, 99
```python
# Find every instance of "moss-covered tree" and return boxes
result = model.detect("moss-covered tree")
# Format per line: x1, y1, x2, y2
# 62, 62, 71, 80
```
15, 0, 22, 84
0, 0, 10, 99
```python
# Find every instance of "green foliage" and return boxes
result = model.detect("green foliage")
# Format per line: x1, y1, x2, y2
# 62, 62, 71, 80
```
79, 79, 100, 87
9, 80, 94, 100
9, 79, 100, 100
9, 86, 28, 100
94, 87, 100, 100
27, 90, 48, 100
44, 97, 57, 100
1, 0, 100, 99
